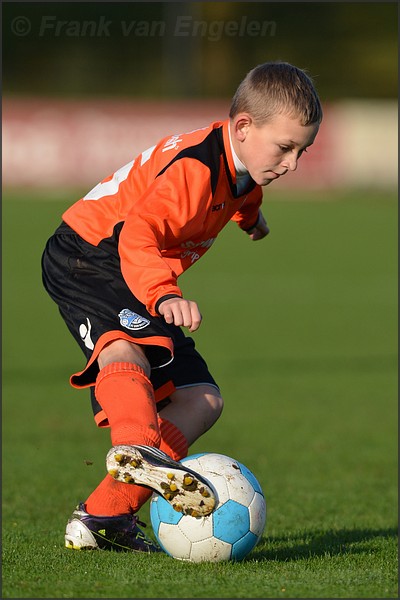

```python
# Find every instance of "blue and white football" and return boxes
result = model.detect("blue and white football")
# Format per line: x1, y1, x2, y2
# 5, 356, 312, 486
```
150, 452, 266, 562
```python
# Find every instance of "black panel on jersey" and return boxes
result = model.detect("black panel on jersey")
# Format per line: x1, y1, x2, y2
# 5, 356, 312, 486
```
155, 126, 223, 196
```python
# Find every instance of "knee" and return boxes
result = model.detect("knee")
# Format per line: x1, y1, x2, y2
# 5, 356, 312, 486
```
190, 386, 224, 429
163, 385, 223, 444
98, 339, 151, 377
194, 389, 224, 437
205, 391, 224, 424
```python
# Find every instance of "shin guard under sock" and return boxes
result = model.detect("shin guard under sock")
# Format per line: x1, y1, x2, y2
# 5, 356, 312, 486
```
95, 362, 160, 447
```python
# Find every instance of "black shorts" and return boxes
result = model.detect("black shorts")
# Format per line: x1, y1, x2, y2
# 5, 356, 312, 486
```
42, 222, 219, 424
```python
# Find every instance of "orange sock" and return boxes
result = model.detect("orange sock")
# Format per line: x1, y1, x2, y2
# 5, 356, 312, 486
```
85, 475, 145, 516
85, 417, 189, 516
158, 415, 189, 461
95, 362, 160, 447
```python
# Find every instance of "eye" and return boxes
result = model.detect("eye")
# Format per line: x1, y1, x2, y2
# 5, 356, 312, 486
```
298, 148, 308, 158
278, 145, 291, 153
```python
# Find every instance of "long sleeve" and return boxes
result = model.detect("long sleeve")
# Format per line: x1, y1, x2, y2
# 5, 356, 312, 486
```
118, 158, 213, 315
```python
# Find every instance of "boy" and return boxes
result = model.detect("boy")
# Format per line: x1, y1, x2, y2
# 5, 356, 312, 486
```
42, 61, 322, 553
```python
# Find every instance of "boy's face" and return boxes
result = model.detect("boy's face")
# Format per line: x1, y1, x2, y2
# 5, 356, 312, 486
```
231, 112, 319, 186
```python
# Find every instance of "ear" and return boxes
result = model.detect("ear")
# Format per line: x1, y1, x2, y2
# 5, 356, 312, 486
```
232, 113, 253, 142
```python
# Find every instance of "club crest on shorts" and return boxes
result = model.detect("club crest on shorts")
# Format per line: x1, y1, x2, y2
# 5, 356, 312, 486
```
118, 308, 150, 330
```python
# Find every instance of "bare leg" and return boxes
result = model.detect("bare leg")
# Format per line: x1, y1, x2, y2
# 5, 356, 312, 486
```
98, 339, 150, 375
159, 385, 224, 445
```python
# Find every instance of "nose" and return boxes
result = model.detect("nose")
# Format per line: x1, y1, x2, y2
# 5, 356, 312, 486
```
281, 155, 298, 172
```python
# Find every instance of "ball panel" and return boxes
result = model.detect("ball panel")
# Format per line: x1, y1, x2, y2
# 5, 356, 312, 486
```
186, 453, 232, 504
190, 453, 254, 506
213, 499, 250, 543
248, 492, 267, 537
231, 530, 259, 561
177, 513, 213, 540
190, 536, 232, 563
150, 495, 183, 526
237, 461, 264, 495
224, 473, 255, 505
157, 522, 192, 559
181, 453, 206, 463
197, 453, 242, 478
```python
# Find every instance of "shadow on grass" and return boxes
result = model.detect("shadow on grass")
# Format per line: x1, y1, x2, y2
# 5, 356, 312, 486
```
249, 527, 398, 562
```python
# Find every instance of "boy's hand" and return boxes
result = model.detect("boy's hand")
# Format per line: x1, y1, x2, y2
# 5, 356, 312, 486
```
158, 297, 202, 332
247, 210, 270, 241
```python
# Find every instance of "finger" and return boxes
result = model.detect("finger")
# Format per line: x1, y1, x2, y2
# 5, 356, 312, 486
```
179, 301, 201, 331
159, 298, 202, 331
188, 304, 202, 332
162, 308, 175, 324
174, 300, 202, 331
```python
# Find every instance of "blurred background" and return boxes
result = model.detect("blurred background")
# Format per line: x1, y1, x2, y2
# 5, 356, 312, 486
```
3, 1, 398, 192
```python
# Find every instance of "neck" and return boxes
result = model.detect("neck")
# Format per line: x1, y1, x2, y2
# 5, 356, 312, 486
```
228, 123, 248, 176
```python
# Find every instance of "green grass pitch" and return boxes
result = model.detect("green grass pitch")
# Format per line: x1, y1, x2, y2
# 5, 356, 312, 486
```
2, 189, 398, 598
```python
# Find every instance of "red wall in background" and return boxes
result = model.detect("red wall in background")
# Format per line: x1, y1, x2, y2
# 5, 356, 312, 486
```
2, 97, 345, 191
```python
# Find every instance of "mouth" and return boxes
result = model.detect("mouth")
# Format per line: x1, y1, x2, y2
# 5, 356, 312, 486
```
259, 171, 287, 185
273, 170, 288, 178
265, 172, 281, 180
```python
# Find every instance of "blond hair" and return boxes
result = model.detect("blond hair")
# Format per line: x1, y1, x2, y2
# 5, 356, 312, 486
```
229, 61, 322, 126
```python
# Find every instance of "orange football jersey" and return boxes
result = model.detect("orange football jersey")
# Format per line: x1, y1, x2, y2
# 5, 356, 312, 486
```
62, 119, 262, 315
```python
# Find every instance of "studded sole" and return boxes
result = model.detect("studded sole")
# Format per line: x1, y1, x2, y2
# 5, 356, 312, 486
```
106, 445, 216, 517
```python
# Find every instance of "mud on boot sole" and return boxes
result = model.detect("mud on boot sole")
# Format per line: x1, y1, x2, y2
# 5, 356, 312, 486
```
106, 444, 216, 517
